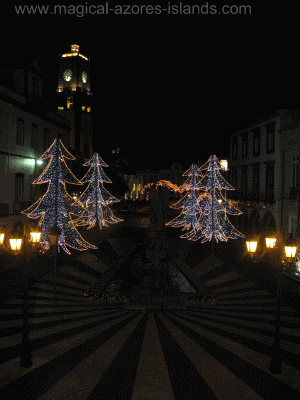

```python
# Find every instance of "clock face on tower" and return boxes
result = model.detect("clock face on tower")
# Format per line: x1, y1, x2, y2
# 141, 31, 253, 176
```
63, 69, 73, 82
81, 71, 87, 83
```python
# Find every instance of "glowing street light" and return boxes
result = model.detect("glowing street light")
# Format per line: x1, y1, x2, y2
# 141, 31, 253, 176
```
246, 238, 258, 255
246, 231, 298, 374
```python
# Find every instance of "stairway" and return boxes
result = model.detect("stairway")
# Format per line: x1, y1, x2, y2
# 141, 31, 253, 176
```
1, 241, 300, 399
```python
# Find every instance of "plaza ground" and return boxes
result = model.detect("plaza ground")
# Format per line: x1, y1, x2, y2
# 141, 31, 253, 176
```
0, 207, 300, 399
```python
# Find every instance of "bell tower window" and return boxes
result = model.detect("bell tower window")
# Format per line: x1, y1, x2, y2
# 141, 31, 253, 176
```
67, 97, 73, 109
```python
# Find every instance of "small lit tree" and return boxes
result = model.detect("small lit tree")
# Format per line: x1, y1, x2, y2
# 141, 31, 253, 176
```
166, 164, 204, 238
74, 153, 123, 229
22, 139, 97, 254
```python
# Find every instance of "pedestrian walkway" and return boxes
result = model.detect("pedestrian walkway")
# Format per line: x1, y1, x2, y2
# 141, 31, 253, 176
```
1, 242, 300, 399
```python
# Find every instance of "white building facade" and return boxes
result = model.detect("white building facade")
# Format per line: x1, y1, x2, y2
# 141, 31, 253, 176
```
0, 83, 70, 216
229, 109, 300, 239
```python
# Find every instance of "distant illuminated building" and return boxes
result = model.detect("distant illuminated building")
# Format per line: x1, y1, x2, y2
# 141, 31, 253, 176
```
123, 174, 143, 200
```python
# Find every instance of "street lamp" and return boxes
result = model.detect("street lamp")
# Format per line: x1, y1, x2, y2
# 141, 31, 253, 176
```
0, 228, 5, 245
284, 233, 297, 262
30, 231, 41, 244
220, 159, 228, 171
9, 230, 23, 254
3, 225, 41, 368
246, 232, 298, 374
246, 238, 258, 255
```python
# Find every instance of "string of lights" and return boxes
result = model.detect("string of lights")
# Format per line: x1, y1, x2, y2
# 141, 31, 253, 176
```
142, 180, 188, 200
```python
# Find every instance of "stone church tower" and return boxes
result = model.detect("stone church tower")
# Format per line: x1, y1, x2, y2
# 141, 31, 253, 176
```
56, 44, 93, 162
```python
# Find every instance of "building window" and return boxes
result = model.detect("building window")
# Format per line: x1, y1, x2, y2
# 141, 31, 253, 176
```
290, 215, 298, 237
32, 75, 39, 97
16, 117, 24, 146
241, 166, 248, 199
242, 133, 248, 159
31, 123, 38, 150
67, 97, 73, 109
83, 144, 89, 158
292, 153, 299, 188
231, 137, 238, 160
231, 167, 237, 188
265, 162, 275, 203
15, 173, 24, 202
252, 164, 260, 201
265, 121, 276, 153
44, 128, 50, 151
252, 127, 260, 156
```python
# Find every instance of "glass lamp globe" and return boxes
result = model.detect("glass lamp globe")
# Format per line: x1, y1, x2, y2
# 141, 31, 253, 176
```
30, 232, 41, 243
284, 234, 298, 261
265, 237, 276, 249
246, 240, 258, 254
9, 238, 22, 252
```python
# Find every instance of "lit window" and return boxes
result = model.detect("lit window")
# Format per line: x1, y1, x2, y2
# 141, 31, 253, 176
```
67, 97, 73, 109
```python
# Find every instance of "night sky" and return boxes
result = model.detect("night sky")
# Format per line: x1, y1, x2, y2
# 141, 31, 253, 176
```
2, 3, 297, 172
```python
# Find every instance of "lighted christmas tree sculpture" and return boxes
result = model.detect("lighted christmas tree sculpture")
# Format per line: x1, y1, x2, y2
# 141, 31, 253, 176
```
195, 155, 245, 242
166, 164, 204, 238
74, 153, 123, 229
22, 139, 97, 254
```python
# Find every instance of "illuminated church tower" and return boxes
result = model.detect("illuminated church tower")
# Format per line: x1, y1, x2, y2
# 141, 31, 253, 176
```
56, 44, 92, 162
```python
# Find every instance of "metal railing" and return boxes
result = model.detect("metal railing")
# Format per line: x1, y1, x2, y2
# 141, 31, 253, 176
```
228, 190, 275, 205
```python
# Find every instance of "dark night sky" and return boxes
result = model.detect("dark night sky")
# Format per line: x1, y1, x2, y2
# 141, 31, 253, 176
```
2, 3, 297, 172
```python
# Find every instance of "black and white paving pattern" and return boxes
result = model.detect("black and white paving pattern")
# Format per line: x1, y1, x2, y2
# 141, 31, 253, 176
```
1, 238, 300, 399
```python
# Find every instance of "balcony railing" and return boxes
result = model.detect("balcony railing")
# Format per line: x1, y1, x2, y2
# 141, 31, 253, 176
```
228, 190, 275, 205
13, 201, 32, 215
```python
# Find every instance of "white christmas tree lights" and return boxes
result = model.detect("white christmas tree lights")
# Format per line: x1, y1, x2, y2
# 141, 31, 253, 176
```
166, 164, 204, 238
74, 153, 123, 229
22, 139, 97, 254
195, 155, 245, 242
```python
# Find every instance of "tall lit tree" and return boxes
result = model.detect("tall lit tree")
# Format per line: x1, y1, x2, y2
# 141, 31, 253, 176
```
195, 155, 244, 242
74, 153, 123, 229
22, 139, 97, 254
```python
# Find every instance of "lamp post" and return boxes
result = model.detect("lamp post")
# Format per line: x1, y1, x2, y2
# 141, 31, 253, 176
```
49, 225, 61, 301
246, 232, 298, 374
3, 224, 41, 368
